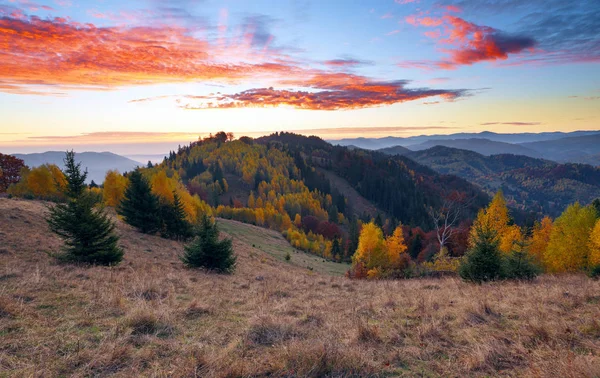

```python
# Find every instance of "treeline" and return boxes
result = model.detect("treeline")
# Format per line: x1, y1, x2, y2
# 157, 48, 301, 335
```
347, 190, 600, 280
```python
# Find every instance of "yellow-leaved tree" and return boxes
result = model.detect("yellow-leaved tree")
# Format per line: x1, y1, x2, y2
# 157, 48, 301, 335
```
352, 222, 386, 278
103, 170, 129, 207
385, 225, 409, 269
470, 190, 521, 254
588, 219, 600, 268
528, 216, 553, 266
543, 203, 597, 272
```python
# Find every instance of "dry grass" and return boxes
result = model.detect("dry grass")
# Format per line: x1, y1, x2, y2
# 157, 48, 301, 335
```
1, 198, 600, 377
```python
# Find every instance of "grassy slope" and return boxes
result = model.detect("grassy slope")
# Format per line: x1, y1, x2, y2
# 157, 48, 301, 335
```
1, 198, 600, 377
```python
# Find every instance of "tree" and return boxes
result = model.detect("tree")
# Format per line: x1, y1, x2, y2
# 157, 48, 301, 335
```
352, 222, 387, 277
459, 224, 503, 283
161, 191, 193, 241
528, 216, 553, 266
118, 170, 162, 234
592, 198, 600, 218
587, 219, 600, 271
0, 153, 25, 192
543, 203, 597, 272
331, 238, 342, 262
47, 151, 123, 265
181, 215, 236, 273
469, 190, 521, 254
103, 170, 129, 207
428, 191, 470, 253
503, 233, 540, 280
385, 225, 409, 269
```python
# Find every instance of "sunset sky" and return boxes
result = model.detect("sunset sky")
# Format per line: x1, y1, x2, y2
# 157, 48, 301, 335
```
1, 0, 599, 153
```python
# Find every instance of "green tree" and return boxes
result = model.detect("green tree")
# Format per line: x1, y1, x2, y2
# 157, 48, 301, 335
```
331, 238, 342, 262
459, 225, 503, 283
592, 198, 600, 218
161, 191, 193, 241
47, 151, 123, 265
181, 215, 236, 273
503, 234, 540, 280
118, 170, 162, 234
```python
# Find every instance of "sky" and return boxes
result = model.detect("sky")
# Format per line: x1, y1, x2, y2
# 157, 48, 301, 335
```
0, 0, 599, 154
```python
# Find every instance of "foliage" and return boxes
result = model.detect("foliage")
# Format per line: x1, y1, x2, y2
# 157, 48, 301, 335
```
470, 191, 522, 254
588, 219, 600, 269
459, 225, 503, 283
47, 151, 123, 265
8, 164, 67, 201
423, 247, 461, 273
181, 215, 236, 273
118, 170, 162, 234
543, 203, 597, 272
0, 153, 25, 192
103, 170, 129, 207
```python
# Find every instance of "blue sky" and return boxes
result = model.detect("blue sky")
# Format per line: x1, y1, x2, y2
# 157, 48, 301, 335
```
0, 0, 598, 153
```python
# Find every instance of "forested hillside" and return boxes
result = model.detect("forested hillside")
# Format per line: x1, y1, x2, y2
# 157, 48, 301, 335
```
404, 146, 600, 216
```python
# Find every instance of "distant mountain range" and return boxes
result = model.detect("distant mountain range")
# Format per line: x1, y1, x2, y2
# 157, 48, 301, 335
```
12, 151, 141, 184
331, 130, 600, 166
399, 145, 600, 216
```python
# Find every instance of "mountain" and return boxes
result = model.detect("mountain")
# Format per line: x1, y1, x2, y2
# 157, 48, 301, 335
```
12, 151, 141, 184
125, 154, 168, 165
521, 133, 600, 166
330, 130, 600, 150
405, 146, 600, 216
406, 138, 543, 158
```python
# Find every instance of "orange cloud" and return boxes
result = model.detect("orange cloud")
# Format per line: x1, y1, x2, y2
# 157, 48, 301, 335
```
0, 13, 297, 93
401, 13, 536, 69
173, 72, 469, 110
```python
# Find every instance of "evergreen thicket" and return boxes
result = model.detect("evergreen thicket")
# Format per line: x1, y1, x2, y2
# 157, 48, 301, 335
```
160, 191, 193, 241
181, 215, 236, 273
47, 151, 123, 265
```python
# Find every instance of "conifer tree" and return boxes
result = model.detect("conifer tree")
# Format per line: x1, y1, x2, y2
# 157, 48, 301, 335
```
503, 234, 540, 280
161, 191, 193, 241
118, 170, 161, 234
47, 151, 123, 265
459, 224, 503, 283
331, 238, 342, 262
181, 215, 236, 273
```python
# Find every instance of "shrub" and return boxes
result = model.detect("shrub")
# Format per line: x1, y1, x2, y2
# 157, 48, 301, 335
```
588, 265, 600, 279
503, 239, 541, 280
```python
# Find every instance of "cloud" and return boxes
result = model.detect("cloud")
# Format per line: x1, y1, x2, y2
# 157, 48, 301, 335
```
380, 12, 393, 19
323, 58, 371, 67
0, 12, 298, 93
170, 73, 470, 110
386, 29, 400, 36
400, 13, 536, 69
480, 122, 542, 126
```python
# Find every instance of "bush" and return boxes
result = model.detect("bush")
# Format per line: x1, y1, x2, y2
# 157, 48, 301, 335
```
181, 215, 236, 273
459, 226, 503, 283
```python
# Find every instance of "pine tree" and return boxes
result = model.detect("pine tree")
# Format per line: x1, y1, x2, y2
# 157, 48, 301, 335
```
47, 151, 123, 265
161, 191, 193, 241
118, 170, 162, 234
181, 215, 236, 273
503, 234, 540, 280
459, 224, 503, 283
331, 238, 342, 262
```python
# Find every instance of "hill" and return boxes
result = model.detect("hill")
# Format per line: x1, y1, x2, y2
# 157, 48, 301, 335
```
330, 130, 600, 150
406, 138, 543, 158
377, 145, 412, 156
406, 146, 600, 216
12, 151, 141, 184
521, 133, 600, 166
2, 198, 599, 377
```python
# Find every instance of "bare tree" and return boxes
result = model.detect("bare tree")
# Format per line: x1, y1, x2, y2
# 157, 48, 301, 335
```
428, 191, 473, 253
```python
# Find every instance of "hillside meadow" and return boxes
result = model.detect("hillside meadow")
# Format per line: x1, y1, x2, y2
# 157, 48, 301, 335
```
1, 198, 599, 377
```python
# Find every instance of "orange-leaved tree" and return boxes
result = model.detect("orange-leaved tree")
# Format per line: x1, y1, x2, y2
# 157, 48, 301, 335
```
528, 216, 553, 267
588, 219, 600, 269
